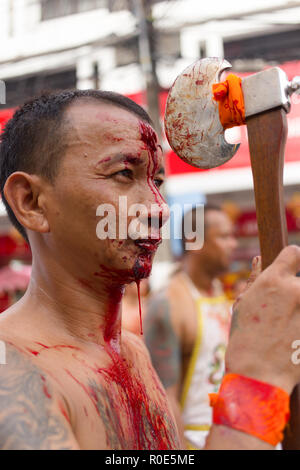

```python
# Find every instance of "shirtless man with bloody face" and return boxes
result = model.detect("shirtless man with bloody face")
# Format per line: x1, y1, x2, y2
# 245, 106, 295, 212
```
1, 90, 300, 450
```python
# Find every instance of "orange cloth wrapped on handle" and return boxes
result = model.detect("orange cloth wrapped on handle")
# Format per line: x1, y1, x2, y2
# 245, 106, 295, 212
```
212, 74, 246, 130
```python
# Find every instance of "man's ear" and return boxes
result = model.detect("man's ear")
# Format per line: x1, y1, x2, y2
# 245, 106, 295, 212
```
4, 172, 50, 233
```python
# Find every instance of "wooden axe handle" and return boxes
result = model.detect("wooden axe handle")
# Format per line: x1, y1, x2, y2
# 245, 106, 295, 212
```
246, 107, 288, 270
247, 107, 300, 449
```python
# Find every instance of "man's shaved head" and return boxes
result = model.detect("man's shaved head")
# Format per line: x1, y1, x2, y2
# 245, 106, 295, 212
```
0, 89, 152, 239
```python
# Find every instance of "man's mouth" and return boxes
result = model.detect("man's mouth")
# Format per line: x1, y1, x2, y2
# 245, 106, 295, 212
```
134, 238, 162, 252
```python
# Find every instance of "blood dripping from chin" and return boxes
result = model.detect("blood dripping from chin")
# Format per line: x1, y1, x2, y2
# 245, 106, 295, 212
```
100, 288, 176, 446
136, 279, 143, 335
103, 283, 124, 344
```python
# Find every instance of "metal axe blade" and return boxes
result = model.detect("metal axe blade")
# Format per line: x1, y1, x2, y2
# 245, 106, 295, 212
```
164, 57, 240, 169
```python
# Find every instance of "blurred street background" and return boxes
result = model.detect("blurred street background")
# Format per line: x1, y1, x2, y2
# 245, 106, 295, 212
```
1, 0, 300, 310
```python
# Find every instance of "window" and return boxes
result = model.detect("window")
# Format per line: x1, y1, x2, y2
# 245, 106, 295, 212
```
41, 0, 107, 21
4, 69, 76, 107
224, 28, 300, 64
41, 0, 164, 19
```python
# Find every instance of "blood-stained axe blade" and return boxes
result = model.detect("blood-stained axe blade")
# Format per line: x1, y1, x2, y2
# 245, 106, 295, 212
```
164, 57, 239, 169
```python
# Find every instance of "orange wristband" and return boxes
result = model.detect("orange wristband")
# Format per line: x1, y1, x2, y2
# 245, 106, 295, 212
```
212, 74, 246, 130
209, 373, 290, 446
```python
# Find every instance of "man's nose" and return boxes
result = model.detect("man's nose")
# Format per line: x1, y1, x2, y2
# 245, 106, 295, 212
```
137, 202, 170, 237
150, 202, 170, 230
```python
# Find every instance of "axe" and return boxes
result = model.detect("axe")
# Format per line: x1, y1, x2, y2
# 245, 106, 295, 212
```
164, 57, 300, 448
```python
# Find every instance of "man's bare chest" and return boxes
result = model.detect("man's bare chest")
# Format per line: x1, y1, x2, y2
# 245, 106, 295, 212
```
31, 346, 180, 450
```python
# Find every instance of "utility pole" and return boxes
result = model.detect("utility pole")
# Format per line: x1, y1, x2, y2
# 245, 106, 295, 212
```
132, 0, 162, 141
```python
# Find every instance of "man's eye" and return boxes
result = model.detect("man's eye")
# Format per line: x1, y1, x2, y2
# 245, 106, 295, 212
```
154, 178, 164, 188
114, 169, 133, 179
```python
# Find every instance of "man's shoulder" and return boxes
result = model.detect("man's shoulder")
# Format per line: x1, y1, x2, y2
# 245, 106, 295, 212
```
0, 339, 80, 449
0, 318, 36, 366
0, 334, 67, 412
148, 280, 183, 310
147, 274, 194, 324
146, 289, 174, 325
0, 338, 57, 393
144, 287, 184, 347
0, 304, 34, 352
122, 329, 152, 364
0, 337, 32, 370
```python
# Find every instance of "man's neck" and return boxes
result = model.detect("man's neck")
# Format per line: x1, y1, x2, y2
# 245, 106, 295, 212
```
183, 258, 215, 296
21, 258, 125, 352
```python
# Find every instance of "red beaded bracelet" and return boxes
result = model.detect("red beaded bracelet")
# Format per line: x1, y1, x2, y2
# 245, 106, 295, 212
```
209, 373, 290, 446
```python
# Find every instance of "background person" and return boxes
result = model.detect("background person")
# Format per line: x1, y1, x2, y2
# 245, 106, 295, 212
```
145, 205, 238, 449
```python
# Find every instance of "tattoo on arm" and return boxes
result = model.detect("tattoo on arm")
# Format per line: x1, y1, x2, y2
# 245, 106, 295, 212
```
144, 294, 181, 389
0, 344, 77, 450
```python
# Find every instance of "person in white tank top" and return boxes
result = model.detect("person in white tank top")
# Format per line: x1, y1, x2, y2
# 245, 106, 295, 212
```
180, 273, 232, 449
145, 205, 237, 449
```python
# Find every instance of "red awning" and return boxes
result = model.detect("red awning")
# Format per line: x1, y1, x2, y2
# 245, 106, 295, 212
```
0, 108, 15, 134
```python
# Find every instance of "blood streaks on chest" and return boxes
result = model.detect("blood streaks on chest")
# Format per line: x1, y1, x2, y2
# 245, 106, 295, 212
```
26, 343, 81, 357
40, 375, 52, 399
102, 345, 175, 449
65, 341, 175, 449
25, 334, 175, 448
